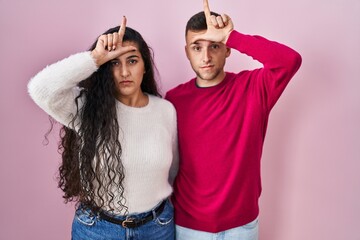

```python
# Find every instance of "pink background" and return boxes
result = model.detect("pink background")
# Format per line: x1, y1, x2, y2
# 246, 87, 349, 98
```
1, 0, 359, 239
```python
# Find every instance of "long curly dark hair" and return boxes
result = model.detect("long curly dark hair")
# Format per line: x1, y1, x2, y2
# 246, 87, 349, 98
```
56, 26, 161, 213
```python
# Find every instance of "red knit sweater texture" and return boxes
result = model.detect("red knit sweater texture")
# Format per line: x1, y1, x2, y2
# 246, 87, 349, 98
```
165, 30, 302, 232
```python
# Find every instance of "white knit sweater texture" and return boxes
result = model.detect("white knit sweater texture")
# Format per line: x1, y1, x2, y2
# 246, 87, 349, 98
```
28, 52, 178, 214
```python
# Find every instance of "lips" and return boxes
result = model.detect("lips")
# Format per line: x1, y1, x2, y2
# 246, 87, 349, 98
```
200, 65, 214, 70
119, 80, 133, 86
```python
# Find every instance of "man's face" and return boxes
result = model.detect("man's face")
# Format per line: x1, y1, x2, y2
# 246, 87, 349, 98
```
185, 30, 230, 87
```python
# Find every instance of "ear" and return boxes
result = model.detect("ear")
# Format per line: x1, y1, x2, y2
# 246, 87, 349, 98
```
185, 45, 190, 60
225, 47, 231, 58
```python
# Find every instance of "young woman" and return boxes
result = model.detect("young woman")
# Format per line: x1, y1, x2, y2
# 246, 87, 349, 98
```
28, 17, 178, 240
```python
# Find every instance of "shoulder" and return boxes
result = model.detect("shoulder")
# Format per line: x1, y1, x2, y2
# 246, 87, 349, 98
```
148, 95, 177, 126
227, 70, 262, 85
165, 79, 194, 101
149, 95, 176, 113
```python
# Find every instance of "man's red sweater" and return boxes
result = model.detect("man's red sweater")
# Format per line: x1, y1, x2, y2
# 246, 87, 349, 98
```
165, 30, 302, 232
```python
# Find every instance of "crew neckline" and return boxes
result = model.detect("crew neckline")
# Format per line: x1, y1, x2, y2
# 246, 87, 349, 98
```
116, 94, 153, 113
194, 72, 230, 89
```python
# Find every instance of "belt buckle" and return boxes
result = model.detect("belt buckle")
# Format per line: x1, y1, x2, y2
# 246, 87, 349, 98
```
122, 217, 135, 228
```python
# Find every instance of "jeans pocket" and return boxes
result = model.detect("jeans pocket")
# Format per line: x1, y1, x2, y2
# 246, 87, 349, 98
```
74, 207, 97, 226
155, 200, 174, 226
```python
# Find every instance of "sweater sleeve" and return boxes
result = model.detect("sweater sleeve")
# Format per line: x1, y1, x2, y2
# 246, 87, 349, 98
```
168, 104, 179, 186
27, 51, 98, 126
226, 30, 302, 110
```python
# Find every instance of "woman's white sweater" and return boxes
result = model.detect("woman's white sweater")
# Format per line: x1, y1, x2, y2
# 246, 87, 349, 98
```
28, 52, 178, 214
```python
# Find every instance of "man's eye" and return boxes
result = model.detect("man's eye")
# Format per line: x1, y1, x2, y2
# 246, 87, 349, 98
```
193, 46, 201, 51
211, 44, 220, 49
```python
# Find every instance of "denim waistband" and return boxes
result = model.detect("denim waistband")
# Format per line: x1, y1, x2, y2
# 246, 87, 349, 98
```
98, 199, 167, 228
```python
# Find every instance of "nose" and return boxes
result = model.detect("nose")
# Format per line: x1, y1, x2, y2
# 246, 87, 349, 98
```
202, 48, 211, 64
121, 65, 130, 78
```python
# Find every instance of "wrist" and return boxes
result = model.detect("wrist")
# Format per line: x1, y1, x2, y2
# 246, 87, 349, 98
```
224, 30, 234, 44
90, 50, 103, 67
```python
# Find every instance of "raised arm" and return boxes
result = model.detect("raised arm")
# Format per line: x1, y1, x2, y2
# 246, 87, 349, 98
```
28, 17, 136, 126
226, 31, 302, 110
197, 0, 302, 109
27, 51, 97, 126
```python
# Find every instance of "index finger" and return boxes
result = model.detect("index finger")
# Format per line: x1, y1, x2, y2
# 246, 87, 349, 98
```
203, 0, 212, 23
118, 16, 127, 40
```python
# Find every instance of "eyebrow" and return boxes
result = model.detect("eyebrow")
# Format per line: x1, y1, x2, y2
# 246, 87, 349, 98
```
190, 41, 218, 46
126, 55, 140, 59
190, 41, 200, 45
110, 55, 140, 62
112, 55, 140, 61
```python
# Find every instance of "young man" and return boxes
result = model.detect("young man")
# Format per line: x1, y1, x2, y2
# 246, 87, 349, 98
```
165, 0, 302, 239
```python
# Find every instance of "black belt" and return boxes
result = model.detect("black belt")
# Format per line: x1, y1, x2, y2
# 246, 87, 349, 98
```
99, 200, 166, 228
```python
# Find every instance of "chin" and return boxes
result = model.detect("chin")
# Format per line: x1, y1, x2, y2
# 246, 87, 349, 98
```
199, 74, 217, 81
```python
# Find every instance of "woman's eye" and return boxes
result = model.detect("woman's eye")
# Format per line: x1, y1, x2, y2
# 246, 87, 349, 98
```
128, 59, 137, 65
111, 61, 119, 66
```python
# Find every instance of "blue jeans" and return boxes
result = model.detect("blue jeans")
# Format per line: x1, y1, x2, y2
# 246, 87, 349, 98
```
176, 218, 259, 240
71, 199, 174, 240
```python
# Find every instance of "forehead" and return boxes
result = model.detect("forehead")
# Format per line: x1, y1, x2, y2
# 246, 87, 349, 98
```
186, 30, 209, 45
119, 41, 142, 58
123, 41, 139, 48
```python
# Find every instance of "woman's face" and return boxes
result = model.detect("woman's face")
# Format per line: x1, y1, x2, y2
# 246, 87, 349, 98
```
110, 41, 145, 101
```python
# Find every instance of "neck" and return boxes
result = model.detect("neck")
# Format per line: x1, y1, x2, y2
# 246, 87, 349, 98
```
117, 92, 149, 108
196, 71, 226, 87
